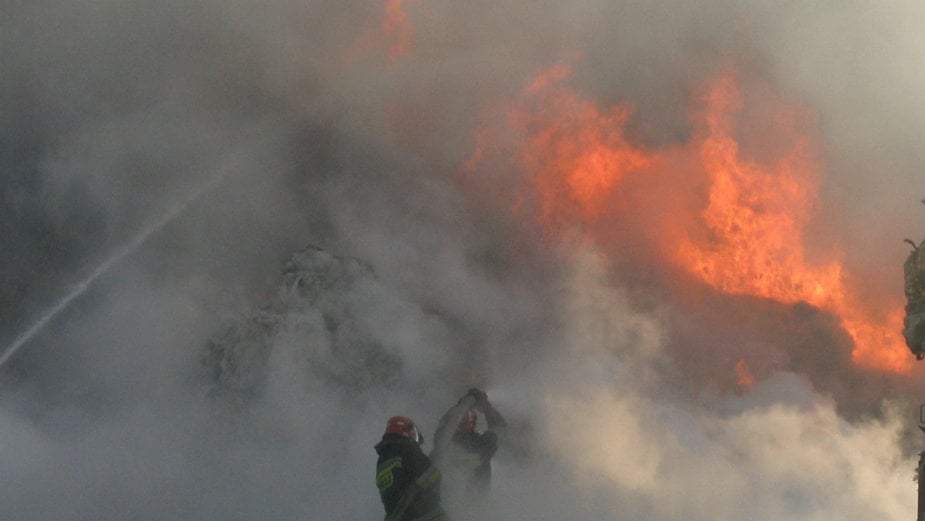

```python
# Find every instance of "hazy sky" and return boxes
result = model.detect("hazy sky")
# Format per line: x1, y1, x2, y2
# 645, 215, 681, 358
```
2, 1, 924, 520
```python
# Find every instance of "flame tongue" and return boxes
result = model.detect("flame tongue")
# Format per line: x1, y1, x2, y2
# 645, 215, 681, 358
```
510, 65, 656, 231
676, 75, 910, 373
735, 359, 756, 389
676, 74, 842, 310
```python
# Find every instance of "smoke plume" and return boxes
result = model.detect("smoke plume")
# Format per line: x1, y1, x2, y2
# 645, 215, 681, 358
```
2, 1, 924, 520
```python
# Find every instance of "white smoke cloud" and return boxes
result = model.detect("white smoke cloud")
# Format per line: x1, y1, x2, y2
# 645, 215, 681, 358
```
2, 1, 924, 521
534, 245, 914, 520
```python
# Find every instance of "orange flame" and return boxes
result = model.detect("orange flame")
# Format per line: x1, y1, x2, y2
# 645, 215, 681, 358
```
480, 67, 911, 373
735, 359, 756, 389
676, 74, 910, 373
508, 65, 656, 231
841, 307, 908, 372
342, 0, 417, 64
676, 75, 843, 309
383, 0, 415, 58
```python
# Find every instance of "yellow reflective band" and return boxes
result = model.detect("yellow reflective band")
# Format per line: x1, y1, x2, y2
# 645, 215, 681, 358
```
377, 458, 402, 492
416, 465, 441, 490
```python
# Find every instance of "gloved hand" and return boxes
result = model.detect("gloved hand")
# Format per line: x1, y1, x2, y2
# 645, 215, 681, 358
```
467, 387, 488, 406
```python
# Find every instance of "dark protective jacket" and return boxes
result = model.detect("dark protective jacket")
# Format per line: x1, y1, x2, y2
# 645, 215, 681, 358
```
431, 395, 507, 510
444, 430, 498, 496
375, 434, 444, 521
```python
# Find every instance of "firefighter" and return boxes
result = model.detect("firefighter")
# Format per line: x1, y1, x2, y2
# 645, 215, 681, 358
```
431, 388, 507, 513
375, 416, 447, 521
904, 237, 925, 360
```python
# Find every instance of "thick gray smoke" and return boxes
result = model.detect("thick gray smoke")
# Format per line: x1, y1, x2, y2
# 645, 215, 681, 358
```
2, 1, 924, 520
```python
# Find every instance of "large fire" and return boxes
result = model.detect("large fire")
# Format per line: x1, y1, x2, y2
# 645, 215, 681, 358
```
476, 65, 911, 374
363, 0, 913, 374
677, 74, 910, 373
676, 75, 842, 311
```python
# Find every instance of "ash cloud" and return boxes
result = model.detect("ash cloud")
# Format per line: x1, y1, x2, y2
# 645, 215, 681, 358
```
2, 1, 924, 520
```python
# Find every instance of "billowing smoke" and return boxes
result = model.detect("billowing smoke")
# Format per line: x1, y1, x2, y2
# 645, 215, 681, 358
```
2, 1, 924, 520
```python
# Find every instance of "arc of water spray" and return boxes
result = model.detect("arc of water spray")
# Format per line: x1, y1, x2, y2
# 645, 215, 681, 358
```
0, 174, 228, 369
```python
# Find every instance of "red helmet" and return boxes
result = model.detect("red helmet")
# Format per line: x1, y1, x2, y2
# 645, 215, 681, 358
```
458, 409, 477, 433
385, 416, 423, 444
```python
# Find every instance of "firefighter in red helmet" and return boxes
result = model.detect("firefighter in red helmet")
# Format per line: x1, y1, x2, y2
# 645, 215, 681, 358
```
375, 416, 447, 521
431, 388, 507, 513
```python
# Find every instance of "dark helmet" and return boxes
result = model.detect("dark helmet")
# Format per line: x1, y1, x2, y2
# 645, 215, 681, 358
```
458, 409, 477, 434
385, 416, 424, 444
